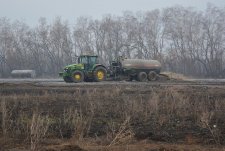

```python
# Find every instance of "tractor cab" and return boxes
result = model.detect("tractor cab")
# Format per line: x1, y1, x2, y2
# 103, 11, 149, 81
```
78, 55, 98, 70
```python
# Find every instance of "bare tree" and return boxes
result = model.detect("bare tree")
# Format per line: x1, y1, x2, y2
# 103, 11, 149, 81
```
0, 4, 225, 78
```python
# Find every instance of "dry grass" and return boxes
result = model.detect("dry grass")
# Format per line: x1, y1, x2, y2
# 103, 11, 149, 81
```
30, 112, 50, 151
0, 83, 225, 150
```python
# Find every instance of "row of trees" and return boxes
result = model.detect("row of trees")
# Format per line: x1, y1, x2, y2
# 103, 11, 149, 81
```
0, 4, 225, 77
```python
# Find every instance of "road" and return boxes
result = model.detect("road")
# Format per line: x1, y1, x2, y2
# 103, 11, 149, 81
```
1, 78, 225, 87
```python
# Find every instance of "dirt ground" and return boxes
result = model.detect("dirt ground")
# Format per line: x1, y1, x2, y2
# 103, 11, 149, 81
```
1, 80, 225, 150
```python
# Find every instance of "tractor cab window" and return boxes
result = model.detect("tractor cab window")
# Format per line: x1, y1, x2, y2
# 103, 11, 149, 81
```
89, 57, 98, 64
78, 56, 88, 64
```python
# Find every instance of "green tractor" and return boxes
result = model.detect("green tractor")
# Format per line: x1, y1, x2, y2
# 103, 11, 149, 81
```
59, 55, 107, 83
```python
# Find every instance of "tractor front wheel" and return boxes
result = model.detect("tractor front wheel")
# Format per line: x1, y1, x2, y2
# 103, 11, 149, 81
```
63, 76, 73, 83
93, 66, 107, 82
71, 70, 84, 83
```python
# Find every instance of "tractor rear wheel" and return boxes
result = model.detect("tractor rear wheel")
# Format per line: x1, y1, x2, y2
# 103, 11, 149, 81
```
71, 70, 84, 83
93, 66, 107, 82
148, 71, 158, 81
137, 72, 147, 82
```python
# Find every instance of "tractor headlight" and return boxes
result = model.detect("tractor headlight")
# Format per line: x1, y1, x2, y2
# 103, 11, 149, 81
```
64, 68, 69, 73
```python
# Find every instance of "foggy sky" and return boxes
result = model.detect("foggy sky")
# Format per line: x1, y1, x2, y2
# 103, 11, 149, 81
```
0, 0, 224, 25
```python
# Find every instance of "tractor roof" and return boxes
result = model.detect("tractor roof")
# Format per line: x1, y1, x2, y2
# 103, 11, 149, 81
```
79, 55, 98, 57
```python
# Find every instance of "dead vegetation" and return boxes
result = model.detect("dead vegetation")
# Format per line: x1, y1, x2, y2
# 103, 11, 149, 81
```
1, 83, 225, 150
30, 112, 50, 151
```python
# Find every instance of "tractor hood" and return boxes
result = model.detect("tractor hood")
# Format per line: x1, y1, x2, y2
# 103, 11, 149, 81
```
64, 63, 84, 70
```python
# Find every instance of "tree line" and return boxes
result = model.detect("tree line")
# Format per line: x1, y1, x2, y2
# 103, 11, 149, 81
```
0, 4, 225, 78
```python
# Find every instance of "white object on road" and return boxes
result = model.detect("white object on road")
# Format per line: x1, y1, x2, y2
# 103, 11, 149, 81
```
11, 70, 36, 78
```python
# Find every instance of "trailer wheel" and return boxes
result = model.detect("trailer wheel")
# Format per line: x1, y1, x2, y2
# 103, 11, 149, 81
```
148, 71, 157, 81
93, 66, 107, 82
137, 72, 147, 82
71, 70, 84, 83
63, 76, 73, 83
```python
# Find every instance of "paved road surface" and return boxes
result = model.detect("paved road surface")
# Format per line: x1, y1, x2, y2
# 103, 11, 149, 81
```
1, 78, 225, 87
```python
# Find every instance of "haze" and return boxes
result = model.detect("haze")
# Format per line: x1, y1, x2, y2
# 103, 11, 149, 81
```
0, 0, 225, 25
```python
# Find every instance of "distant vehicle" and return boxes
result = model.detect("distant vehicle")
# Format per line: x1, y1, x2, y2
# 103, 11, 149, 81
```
59, 55, 163, 83
11, 70, 36, 78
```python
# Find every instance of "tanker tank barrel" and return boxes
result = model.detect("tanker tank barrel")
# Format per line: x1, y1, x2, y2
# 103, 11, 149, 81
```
121, 59, 161, 71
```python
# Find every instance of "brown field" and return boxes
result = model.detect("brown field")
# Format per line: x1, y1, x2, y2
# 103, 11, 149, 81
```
1, 81, 225, 151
